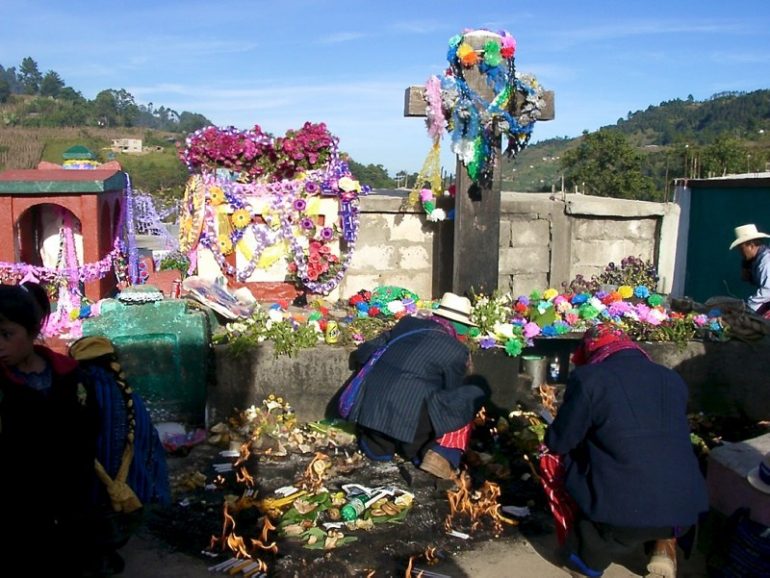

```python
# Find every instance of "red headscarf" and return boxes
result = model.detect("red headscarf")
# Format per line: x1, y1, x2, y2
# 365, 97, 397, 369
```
571, 324, 651, 366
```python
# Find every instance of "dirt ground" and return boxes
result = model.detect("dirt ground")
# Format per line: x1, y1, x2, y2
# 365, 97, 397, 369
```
114, 437, 710, 578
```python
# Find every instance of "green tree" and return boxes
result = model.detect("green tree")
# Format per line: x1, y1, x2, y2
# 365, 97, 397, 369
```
39, 70, 65, 98
561, 129, 657, 200
700, 136, 748, 177
345, 158, 395, 188
0, 76, 10, 103
177, 111, 210, 134
19, 57, 42, 95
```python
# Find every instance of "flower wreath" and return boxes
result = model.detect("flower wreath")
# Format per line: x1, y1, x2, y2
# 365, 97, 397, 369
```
179, 123, 370, 295
411, 29, 546, 220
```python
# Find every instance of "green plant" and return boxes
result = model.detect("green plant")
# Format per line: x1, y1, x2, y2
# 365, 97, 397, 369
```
596, 256, 659, 289
158, 250, 190, 276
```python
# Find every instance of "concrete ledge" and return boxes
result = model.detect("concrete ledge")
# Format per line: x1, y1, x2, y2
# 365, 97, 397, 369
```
209, 344, 526, 425
707, 433, 770, 525
208, 337, 770, 427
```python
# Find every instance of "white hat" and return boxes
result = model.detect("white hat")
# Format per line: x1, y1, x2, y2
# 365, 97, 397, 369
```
730, 224, 770, 250
747, 453, 770, 494
433, 292, 477, 326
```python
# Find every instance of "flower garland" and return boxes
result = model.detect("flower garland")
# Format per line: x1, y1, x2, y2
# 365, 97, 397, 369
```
180, 123, 369, 295
412, 28, 546, 218
0, 175, 135, 337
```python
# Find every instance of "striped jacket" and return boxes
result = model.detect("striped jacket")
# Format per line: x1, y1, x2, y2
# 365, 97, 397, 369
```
352, 316, 484, 443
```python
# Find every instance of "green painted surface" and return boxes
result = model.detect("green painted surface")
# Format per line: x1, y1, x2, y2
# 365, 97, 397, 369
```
685, 185, 770, 303
0, 172, 126, 194
82, 298, 210, 423
62, 145, 96, 159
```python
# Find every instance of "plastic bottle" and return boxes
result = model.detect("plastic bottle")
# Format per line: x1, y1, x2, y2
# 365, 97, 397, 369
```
340, 494, 368, 521
548, 356, 560, 383
340, 489, 390, 521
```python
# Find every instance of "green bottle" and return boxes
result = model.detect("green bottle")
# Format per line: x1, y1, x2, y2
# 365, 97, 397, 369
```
340, 494, 368, 521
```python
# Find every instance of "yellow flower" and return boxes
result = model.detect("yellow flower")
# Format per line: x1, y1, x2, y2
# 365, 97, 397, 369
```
208, 186, 225, 206
231, 208, 252, 229
543, 288, 558, 301
618, 285, 634, 299
218, 234, 233, 255
457, 43, 479, 67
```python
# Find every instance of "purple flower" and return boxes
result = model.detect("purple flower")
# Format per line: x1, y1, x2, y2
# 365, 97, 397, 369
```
320, 227, 334, 240
305, 181, 320, 194
301, 218, 315, 230
479, 336, 497, 349
293, 199, 307, 212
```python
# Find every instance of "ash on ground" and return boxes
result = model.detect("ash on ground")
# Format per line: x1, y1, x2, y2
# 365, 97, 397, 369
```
142, 411, 555, 577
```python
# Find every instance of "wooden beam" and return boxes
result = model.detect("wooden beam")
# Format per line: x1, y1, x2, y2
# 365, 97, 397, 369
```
404, 86, 555, 121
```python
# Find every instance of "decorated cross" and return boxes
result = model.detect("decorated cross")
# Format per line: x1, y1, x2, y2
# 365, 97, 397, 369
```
404, 29, 554, 298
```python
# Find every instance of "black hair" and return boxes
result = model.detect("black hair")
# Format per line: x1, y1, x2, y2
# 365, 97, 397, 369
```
0, 282, 51, 338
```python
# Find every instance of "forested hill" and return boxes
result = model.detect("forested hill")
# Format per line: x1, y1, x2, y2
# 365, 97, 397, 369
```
612, 90, 770, 145
507, 89, 770, 196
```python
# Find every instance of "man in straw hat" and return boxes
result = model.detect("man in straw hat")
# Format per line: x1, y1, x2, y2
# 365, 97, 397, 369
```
730, 223, 770, 317
343, 292, 487, 480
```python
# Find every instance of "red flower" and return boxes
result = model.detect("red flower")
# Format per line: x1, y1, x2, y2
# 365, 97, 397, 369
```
349, 294, 363, 306
368, 306, 380, 317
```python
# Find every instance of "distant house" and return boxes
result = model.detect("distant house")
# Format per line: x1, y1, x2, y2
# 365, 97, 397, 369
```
111, 138, 143, 153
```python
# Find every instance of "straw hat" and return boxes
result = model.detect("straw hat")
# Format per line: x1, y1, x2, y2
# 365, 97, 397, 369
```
747, 453, 770, 494
433, 292, 477, 326
729, 224, 770, 250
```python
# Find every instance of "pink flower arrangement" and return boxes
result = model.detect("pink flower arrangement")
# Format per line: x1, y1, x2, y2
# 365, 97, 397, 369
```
179, 122, 337, 183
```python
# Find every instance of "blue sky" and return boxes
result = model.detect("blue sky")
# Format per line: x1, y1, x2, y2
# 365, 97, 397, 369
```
2, 0, 770, 175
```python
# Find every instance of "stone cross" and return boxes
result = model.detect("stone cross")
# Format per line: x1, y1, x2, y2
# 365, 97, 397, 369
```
404, 31, 554, 298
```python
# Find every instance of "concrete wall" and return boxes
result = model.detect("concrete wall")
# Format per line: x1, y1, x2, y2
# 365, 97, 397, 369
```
208, 336, 770, 427
338, 190, 680, 300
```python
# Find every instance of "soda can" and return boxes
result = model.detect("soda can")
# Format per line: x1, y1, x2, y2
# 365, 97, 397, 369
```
325, 320, 340, 344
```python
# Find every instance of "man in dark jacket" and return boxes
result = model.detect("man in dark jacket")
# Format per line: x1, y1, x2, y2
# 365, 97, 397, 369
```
545, 325, 708, 578
348, 292, 486, 479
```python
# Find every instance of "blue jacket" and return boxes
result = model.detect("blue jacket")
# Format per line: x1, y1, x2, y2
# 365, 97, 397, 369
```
352, 316, 485, 443
545, 349, 708, 528
748, 244, 770, 311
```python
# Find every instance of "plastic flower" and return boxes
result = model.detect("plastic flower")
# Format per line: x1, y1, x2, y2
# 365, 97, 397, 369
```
500, 33, 516, 59
419, 188, 434, 202
218, 234, 233, 255
320, 227, 334, 240
571, 293, 589, 306
504, 338, 523, 357
426, 208, 446, 222
634, 285, 651, 299
209, 186, 225, 206
304, 181, 320, 194
483, 40, 502, 67
479, 335, 498, 349
457, 42, 479, 67
338, 176, 361, 193
293, 199, 307, 212
647, 294, 665, 307
231, 208, 252, 229
493, 322, 516, 340
300, 218, 316, 230
523, 322, 541, 339
693, 314, 708, 327
543, 288, 558, 301
618, 285, 634, 299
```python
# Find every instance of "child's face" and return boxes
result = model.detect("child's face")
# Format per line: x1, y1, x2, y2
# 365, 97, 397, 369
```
0, 319, 35, 368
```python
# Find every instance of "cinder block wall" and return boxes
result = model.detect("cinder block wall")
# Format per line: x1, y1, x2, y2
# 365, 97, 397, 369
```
340, 190, 680, 299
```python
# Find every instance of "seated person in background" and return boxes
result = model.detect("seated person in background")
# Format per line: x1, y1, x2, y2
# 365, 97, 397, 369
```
347, 292, 487, 480
730, 223, 770, 317
545, 325, 708, 578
